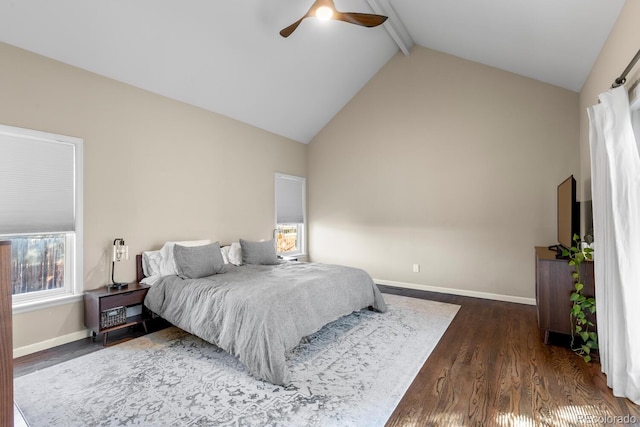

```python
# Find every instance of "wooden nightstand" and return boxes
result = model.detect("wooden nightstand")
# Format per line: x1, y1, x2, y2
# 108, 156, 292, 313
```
84, 283, 153, 345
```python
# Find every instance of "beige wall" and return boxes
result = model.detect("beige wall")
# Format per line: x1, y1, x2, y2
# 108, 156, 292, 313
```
307, 46, 580, 300
0, 42, 306, 351
579, 0, 640, 204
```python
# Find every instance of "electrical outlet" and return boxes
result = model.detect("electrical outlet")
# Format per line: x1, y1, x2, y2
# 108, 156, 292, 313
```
413, 264, 420, 273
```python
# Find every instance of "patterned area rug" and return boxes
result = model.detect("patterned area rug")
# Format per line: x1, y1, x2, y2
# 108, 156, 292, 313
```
14, 294, 459, 427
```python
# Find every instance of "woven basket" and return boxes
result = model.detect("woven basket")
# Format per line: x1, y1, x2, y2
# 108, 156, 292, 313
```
101, 306, 127, 328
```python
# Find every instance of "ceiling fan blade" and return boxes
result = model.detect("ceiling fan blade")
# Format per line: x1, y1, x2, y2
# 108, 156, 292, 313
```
279, 0, 327, 38
334, 12, 388, 28
280, 17, 306, 38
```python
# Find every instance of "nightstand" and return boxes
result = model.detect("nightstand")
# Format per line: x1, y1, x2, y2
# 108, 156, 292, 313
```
84, 283, 153, 345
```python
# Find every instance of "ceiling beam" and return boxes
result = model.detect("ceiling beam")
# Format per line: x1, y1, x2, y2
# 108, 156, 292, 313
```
365, 0, 414, 55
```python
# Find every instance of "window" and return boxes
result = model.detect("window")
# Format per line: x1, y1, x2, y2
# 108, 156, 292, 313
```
0, 124, 83, 312
275, 174, 306, 256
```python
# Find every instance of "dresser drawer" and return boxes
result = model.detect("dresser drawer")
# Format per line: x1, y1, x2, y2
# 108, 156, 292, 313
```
100, 289, 147, 310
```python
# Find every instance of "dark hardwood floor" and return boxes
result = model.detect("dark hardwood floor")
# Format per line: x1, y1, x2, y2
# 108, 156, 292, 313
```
13, 319, 171, 378
13, 287, 640, 426
379, 286, 640, 427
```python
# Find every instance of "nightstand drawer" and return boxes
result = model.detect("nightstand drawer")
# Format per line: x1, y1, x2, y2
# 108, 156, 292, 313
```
101, 290, 146, 310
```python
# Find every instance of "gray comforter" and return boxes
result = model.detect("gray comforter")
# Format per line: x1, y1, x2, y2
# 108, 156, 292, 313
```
144, 261, 387, 385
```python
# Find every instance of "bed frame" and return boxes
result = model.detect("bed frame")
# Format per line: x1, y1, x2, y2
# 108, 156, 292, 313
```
136, 254, 144, 283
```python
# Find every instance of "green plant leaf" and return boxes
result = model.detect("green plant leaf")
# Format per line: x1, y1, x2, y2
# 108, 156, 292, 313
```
565, 238, 597, 364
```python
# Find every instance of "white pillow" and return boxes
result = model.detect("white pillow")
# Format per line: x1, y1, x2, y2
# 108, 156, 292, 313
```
227, 242, 242, 266
141, 250, 162, 277
220, 245, 230, 264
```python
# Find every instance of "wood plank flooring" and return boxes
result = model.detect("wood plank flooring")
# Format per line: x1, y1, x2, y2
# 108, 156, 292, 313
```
13, 287, 640, 426
379, 286, 640, 427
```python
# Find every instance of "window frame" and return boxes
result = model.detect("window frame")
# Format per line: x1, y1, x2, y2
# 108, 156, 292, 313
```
275, 223, 305, 257
0, 124, 83, 314
275, 173, 306, 257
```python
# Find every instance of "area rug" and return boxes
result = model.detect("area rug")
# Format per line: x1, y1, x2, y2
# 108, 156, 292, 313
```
14, 294, 459, 427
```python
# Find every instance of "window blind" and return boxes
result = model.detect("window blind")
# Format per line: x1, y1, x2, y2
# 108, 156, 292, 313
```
276, 174, 305, 224
0, 132, 76, 234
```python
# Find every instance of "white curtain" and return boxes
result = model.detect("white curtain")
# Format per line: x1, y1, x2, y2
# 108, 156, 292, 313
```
587, 86, 640, 404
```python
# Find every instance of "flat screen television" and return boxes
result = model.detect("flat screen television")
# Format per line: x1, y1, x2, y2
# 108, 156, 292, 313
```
556, 175, 579, 254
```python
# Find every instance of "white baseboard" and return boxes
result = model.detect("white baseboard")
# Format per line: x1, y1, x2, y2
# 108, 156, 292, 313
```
13, 329, 91, 359
374, 279, 536, 306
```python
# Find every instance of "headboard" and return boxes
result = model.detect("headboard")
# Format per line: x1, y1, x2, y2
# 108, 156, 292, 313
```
136, 254, 144, 283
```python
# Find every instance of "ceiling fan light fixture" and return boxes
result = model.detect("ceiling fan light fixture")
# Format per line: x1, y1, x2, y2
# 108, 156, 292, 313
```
279, 0, 387, 38
316, 6, 333, 21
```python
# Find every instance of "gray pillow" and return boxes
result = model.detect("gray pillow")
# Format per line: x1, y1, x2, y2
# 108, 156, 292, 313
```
240, 238, 279, 265
173, 242, 226, 279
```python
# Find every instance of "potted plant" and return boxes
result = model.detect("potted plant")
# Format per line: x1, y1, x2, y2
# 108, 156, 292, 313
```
562, 233, 597, 362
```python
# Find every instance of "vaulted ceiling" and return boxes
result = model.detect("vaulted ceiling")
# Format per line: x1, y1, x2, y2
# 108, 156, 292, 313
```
0, 0, 625, 143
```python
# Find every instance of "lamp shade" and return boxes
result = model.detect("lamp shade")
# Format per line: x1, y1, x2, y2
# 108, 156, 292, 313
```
112, 238, 129, 262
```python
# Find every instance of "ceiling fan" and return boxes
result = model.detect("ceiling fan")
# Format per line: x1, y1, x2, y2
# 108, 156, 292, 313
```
279, 0, 388, 38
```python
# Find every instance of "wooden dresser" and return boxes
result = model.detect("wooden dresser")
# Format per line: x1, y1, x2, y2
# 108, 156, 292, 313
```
535, 246, 595, 344
0, 241, 13, 427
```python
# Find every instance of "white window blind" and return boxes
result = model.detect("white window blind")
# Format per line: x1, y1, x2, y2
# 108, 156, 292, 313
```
275, 174, 305, 224
0, 128, 77, 234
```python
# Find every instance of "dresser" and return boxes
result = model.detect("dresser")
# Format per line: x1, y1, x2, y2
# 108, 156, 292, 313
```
0, 241, 13, 427
535, 246, 595, 344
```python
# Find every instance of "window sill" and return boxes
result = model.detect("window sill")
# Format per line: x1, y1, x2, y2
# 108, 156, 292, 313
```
278, 253, 307, 262
12, 293, 83, 315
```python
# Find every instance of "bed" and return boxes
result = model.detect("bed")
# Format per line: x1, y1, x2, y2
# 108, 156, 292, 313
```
138, 239, 387, 385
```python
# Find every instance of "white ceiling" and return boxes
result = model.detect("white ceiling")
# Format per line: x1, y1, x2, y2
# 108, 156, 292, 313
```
0, 0, 625, 143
